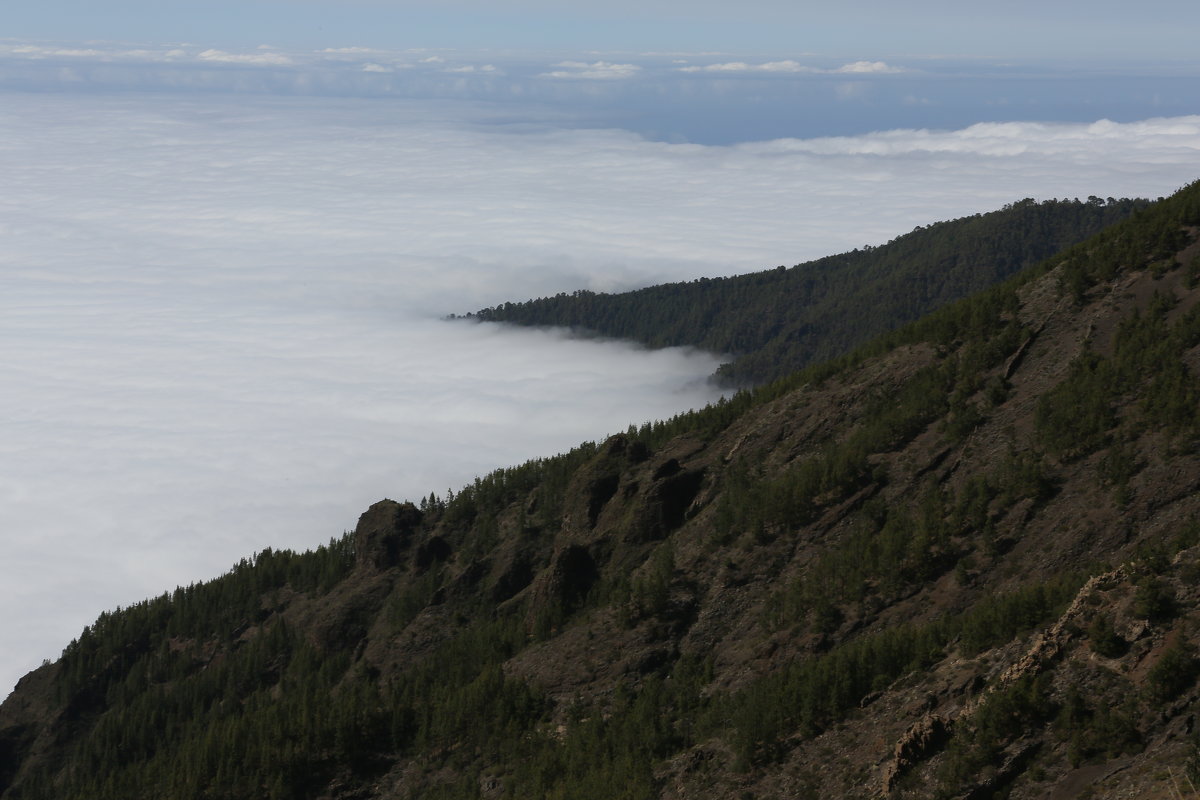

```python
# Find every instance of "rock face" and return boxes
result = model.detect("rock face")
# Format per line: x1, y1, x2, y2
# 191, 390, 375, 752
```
353, 499, 422, 571
883, 714, 951, 792
637, 463, 704, 539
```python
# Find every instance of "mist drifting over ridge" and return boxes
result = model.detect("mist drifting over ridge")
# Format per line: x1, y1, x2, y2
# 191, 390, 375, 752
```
2, 40, 1200, 699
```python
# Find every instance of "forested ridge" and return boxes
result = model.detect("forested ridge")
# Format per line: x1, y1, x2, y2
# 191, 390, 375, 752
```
467, 197, 1147, 385
3, 184, 1200, 799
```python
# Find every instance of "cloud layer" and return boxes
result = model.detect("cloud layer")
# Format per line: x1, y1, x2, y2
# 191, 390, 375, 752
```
3, 42, 1199, 145
1, 87, 1199, 698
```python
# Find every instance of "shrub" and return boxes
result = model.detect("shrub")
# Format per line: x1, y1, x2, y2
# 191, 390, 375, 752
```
1145, 640, 1199, 703
1087, 615, 1127, 658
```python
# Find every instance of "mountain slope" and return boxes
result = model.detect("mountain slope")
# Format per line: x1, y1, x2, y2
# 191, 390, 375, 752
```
467, 197, 1147, 386
3, 183, 1200, 799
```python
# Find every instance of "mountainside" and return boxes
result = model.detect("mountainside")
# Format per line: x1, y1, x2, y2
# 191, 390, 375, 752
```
3, 184, 1200, 800
467, 197, 1147, 386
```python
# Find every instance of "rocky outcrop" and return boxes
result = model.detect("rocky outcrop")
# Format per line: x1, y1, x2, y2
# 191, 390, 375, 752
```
630, 462, 705, 542
882, 713, 951, 792
522, 544, 600, 632
353, 499, 423, 571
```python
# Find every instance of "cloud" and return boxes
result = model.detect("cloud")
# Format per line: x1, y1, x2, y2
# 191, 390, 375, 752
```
540, 60, 642, 79
678, 59, 905, 74
1, 88, 1199, 700
3, 42, 1197, 150
0, 43, 190, 62
739, 116, 1200, 159
678, 59, 816, 73
0, 42, 520, 98
4, 44, 105, 58
835, 60, 904, 73
198, 48, 294, 66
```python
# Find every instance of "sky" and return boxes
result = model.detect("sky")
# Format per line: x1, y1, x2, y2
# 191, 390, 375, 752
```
1, 5, 1199, 699
5, 0, 1200, 58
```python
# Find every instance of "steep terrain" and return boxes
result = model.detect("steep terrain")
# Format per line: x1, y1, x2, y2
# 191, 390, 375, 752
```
467, 197, 1146, 385
3, 184, 1200, 800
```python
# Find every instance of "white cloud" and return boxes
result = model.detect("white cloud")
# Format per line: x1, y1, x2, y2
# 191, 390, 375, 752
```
0, 43, 201, 63
7, 45, 106, 58
0, 42, 528, 97
442, 63, 498, 74
0, 91, 1198, 702
540, 60, 642, 79
678, 59, 815, 73
198, 48, 294, 66
678, 59, 905, 74
741, 116, 1200, 158
835, 60, 904, 73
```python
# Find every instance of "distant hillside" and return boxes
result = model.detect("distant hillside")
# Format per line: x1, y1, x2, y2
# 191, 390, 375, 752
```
468, 197, 1147, 385
3, 183, 1200, 800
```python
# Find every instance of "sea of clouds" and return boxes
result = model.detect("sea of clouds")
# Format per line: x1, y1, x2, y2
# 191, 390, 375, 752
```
2, 43, 1199, 697
5, 41, 1200, 142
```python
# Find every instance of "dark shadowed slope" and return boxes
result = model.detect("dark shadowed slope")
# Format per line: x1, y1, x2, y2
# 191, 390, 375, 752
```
3, 184, 1200, 800
468, 197, 1146, 386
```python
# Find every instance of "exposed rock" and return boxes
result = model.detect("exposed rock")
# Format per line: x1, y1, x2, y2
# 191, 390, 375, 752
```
415, 535, 452, 570
653, 458, 683, 480
491, 554, 535, 603
308, 578, 392, 653
353, 499, 422, 571
586, 473, 621, 526
524, 544, 600, 631
960, 739, 1041, 800
882, 713, 951, 792
0, 724, 35, 794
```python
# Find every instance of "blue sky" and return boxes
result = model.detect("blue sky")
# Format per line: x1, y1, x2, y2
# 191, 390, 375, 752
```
7, 0, 1200, 58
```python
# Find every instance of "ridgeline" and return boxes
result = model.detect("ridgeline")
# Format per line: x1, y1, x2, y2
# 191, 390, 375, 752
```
467, 197, 1146, 386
